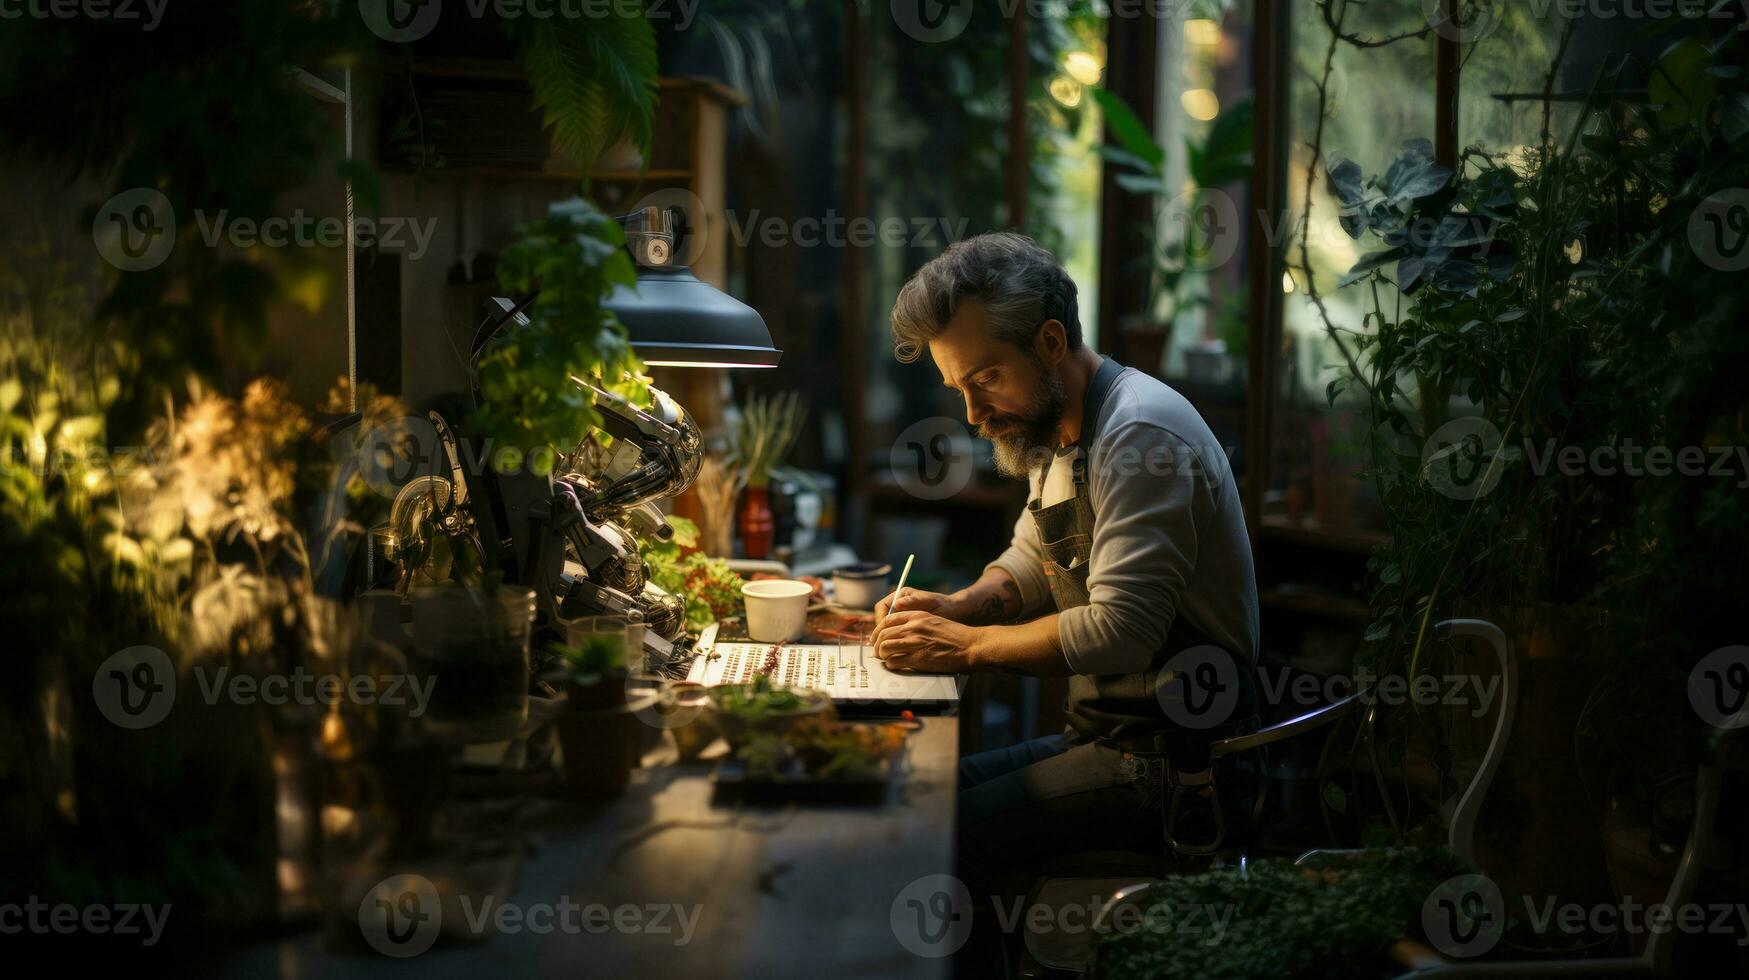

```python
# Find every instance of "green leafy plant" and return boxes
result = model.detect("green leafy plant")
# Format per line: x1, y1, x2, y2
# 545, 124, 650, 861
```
709, 674, 809, 719
476, 198, 644, 454
730, 390, 805, 490
511, 11, 659, 167
639, 514, 746, 630
1310, 34, 1748, 796
556, 633, 628, 685
1092, 87, 1254, 328
1090, 847, 1471, 979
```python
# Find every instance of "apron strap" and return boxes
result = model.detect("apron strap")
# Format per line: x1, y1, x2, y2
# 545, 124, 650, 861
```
1069, 356, 1124, 489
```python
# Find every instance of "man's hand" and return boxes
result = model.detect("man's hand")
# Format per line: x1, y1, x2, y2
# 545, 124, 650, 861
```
873, 610, 980, 673
872, 586, 960, 645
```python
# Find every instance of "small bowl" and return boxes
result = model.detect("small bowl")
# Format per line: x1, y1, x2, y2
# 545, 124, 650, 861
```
704, 682, 835, 748
833, 562, 892, 611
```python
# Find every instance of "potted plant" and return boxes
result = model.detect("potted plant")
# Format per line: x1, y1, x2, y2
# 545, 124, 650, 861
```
729, 390, 805, 559
551, 628, 657, 800
704, 675, 834, 749
1091, 89, 1254, 378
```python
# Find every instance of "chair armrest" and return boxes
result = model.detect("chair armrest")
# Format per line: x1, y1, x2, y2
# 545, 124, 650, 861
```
1291, 847, 1370, 866
1211, 687, 1373, 758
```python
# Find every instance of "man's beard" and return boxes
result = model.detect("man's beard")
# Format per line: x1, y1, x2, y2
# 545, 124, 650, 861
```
979, 363, 1067, 478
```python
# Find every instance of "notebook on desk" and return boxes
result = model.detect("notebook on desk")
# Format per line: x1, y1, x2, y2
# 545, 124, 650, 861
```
687, 624, 961, 715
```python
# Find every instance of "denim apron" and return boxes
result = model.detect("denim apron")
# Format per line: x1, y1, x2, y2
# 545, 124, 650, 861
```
1029, 357, 1259, 851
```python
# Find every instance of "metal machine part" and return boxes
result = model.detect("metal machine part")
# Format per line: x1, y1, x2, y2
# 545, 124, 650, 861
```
381, 297, 712, 678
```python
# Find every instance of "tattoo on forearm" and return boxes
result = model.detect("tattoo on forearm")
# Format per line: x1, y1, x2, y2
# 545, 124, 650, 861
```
977, 580, 1021, 624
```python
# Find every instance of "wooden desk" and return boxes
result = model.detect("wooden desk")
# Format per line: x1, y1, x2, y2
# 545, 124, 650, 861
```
225, 717, 959, 978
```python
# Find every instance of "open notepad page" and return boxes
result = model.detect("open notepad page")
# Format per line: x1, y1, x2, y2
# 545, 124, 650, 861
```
687, 638, 960, 707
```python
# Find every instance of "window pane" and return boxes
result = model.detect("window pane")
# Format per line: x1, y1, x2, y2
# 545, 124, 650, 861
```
1273, 2, 1438, 533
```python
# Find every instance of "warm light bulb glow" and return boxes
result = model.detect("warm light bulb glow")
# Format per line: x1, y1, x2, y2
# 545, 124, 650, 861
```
1185, 18, 1221, 46
1182, 89, 1220, 122
1063, 51, 1103, 86
1282, 271, 1297, 294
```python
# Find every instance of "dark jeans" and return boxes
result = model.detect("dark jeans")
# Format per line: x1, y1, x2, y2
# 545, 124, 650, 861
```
953, 734, 1167, 977
953, 729, 1263, 976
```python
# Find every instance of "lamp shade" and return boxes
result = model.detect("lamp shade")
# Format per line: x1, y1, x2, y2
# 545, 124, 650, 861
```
604, 266, 782, 369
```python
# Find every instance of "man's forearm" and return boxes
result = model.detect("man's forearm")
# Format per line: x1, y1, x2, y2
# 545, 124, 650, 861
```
967, 614, 1073, 676
946, 567, 1026, 625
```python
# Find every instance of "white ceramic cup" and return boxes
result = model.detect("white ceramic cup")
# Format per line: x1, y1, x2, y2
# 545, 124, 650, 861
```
832, 562, 892, 611
742, 579, 813, 642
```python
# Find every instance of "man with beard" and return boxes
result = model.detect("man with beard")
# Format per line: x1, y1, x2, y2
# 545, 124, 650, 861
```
872, 232, 1260, 971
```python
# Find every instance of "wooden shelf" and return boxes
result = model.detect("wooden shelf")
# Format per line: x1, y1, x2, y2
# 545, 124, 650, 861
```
1259, 586, 1372, 623
1258, 514, 1390, 555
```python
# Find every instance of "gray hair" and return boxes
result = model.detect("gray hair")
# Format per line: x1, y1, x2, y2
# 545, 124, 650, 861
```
889, 232, 1082, 364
